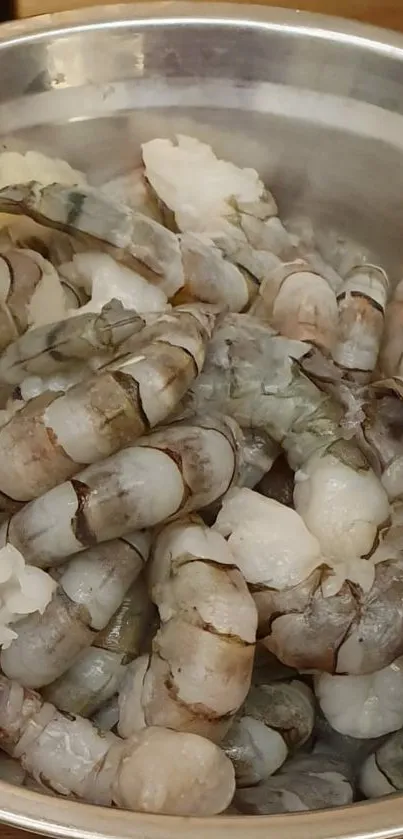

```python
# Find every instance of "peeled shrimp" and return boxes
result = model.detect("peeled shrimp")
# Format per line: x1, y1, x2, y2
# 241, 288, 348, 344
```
0, 182, 184, 298
0, 675, 235, 815
44, 576, 154, 716
0, 415, 239, 568
315, 656, 403, 739
235, 752, 353, 814
250, 259, 338, 352
332, 265, 389, 381
1, 531, 150, 688
118, 517, 257, 742
0, 304, 215, 503
0, 300, 145, 385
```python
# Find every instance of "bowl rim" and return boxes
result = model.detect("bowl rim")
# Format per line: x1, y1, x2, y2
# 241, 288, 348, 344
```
0, 3, 403, 837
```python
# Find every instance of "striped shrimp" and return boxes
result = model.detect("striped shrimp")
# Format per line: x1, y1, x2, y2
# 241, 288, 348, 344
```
1, 532, 150, 688
0, 416, 239, 568
222, 680, 314, 788
0, 300, 145, 385
0, 304, 215, 503
0, 674, 235, 815
44, 576, 154, 717
0, 182, 184, 298
332, 264, 389, 382
118, 517, 257, 743
250, 259, 338, 352
194, 314, 390, 569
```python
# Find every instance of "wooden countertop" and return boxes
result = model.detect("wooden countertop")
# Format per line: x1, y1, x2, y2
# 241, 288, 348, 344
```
13, 0, 403, 32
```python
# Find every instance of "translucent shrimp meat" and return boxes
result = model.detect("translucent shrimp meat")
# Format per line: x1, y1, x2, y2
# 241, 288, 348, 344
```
0, 303, 215, 503
332, 264, 389, 382
235, 753, 353, 814
44, 576, 154, 717
315, 657, 403, 739
250, 259, 338, 352
0, 675, 235, 816
359, 729, 403, 799
118, 517, 257, 742
0, 543, 55, 649
59, 251, 169, 317
243, 680, 315, 750
142, 135, 276, 239
0, 415, 239, 568
178, 233, 253, 312
0, 300, 145, 385
1, 531, 150, 688
0, 182, 184, 299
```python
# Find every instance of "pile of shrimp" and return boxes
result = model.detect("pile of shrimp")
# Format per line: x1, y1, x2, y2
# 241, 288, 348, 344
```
0, 137, 402, 817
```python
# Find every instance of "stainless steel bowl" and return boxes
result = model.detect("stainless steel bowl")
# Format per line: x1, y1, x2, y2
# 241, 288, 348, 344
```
0, 4, 403, 837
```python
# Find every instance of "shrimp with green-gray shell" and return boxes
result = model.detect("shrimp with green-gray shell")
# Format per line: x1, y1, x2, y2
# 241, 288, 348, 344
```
0, 415, 239, 568
0, 182, 185, 299
0, 674, 235, 816
195, 313, 389, 569
359, 728, 403, 799
44, 575, 154, 717
0, 531, 150, 689
0, 299, 146, 385
221, 680, 314, 788
118, 516, 257, 743
0, 303, 215, 504
235, 752, 354, 814
332, 264, 389, 382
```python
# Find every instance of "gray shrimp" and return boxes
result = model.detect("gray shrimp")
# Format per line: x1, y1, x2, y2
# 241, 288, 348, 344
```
359, 729, 403, 799
118, 516, 257, 743
0, 675, 235, 816
0, 300, 145, 384
235, 752, 354, 814
0, 531, 150, 688
0, 303, 215, 503
44, 576, 154, 717
0, 182, 184, 298
0, 415, 239, 568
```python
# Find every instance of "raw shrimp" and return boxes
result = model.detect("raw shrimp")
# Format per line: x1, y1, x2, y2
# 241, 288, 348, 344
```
44, 576, 154, 716
142, 137, 302, 285
0, 182, 184, 298
235, 752, 354, 814
118, 516, 257, 742
0, 300, 145, 385
315, 657, 403, 739
215, 488, 403, 674
332, 265, 389, 382
359, 379, 403, 501
0, 249, 70, 353
250, 259, 338, 352
59, 251, 169, 317
1, 531, 150, 688
0, 543, 55, 649
0, 675, 235, 815
359, 729, 403, 799
196, 314, 390, 566
222, 716, 288, 788
237, 429, 279, 490
0, 150, 86, 191
0, 415, 239, 568
178, 233, 254, 312
380, 277, 403, 377
243, 681, 315, 750
0, 304, 215, 502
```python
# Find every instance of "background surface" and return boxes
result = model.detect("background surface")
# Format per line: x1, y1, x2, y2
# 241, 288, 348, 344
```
13, 0, 403, 29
